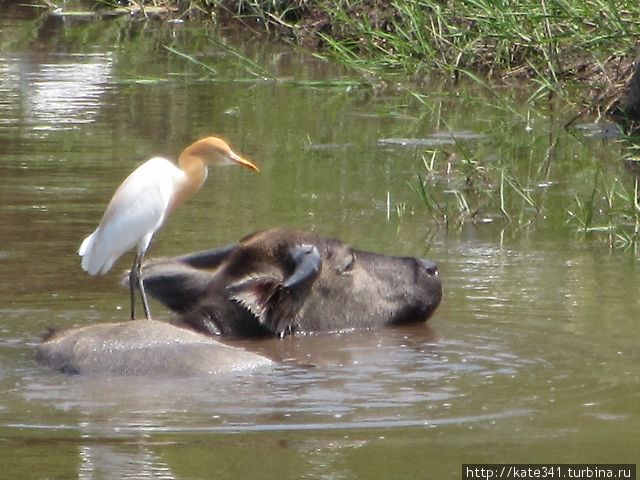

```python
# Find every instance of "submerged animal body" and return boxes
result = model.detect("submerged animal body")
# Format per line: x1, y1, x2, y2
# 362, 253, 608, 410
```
141, 228, 443, 337
35, 320, 272, 376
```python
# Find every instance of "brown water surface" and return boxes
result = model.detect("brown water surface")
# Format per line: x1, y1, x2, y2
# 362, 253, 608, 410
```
0, 4, 638, 479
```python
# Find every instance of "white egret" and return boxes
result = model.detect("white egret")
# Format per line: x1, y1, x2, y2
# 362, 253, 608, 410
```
78, 136, 259, 319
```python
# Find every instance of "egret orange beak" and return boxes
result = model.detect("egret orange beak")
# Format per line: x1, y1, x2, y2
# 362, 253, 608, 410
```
230, 151, 259, 172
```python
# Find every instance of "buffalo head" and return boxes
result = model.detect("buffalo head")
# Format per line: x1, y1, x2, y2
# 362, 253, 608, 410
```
141, 228, 442, 337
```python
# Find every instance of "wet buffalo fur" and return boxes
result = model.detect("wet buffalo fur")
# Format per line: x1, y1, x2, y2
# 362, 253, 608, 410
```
138, 228, 443, 338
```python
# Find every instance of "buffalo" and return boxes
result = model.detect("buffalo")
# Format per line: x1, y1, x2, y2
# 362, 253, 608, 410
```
141, 228, 442, 337
36, 228, 441, 376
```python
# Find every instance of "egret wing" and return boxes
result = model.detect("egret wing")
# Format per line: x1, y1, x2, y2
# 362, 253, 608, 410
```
80, 157, 183, 274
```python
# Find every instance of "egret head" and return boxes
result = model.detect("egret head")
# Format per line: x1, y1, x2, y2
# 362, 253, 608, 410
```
180, 136, 259, 171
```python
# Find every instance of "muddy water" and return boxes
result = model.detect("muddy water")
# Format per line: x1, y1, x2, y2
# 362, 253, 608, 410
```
0, 5, 639, 480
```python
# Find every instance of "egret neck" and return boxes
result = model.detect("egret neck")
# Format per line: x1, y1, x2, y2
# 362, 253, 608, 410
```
170, 153, 208, 215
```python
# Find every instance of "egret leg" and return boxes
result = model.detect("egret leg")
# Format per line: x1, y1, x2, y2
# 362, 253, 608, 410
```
129, 256, 137, 320
129, 252, 152, 320
138, 259, 152, 320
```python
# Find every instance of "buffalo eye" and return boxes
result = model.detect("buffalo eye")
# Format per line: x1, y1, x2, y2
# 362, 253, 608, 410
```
338, 249, 356, 274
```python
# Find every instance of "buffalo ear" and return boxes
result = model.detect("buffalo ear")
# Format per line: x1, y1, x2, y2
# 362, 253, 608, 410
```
229, 244, 322, 336
138, 261, 212, 313
174, 243, 237, 270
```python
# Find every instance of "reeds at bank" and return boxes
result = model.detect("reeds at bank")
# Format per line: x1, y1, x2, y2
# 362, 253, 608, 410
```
209, 0, 636, 105
80, 1, 637, 108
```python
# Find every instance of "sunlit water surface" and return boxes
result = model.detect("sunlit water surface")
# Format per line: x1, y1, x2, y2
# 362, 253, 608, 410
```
0, 4, 638, 479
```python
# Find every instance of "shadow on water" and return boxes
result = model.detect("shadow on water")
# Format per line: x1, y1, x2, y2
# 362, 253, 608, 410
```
0, 3, 639, 479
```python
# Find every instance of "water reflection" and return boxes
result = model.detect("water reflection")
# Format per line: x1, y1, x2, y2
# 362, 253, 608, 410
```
3, 53, 113, 131
78, 442, 176, 480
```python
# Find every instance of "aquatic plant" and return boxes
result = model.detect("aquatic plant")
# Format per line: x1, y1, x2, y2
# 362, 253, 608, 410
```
402, 125, 640, 249
409, 147, 542, 230
568, 156, 640, 250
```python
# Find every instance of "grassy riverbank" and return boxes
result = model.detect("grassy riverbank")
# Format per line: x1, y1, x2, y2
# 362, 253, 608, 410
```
69, 1, 638, 112
207, 0, 637, 111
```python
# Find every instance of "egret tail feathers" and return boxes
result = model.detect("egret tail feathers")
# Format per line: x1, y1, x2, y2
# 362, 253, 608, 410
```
79, 231, 117, 275
78, 232, 93, 257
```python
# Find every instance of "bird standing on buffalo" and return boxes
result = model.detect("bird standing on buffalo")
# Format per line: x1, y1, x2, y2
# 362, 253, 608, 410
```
78, 136, 259, 320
